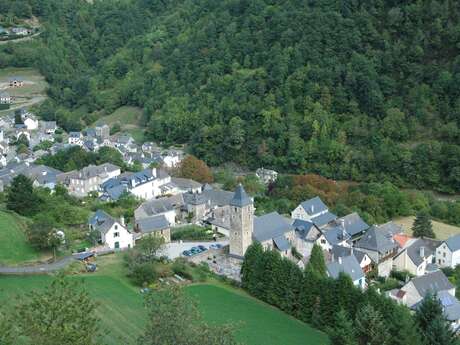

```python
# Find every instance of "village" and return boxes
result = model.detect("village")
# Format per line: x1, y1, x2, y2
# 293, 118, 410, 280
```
1, 86, 459, 333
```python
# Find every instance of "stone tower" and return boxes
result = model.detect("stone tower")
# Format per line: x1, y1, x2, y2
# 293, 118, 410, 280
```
229, 184, 254, 258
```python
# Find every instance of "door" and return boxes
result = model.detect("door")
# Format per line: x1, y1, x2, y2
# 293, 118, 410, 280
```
114, 242, 120, 249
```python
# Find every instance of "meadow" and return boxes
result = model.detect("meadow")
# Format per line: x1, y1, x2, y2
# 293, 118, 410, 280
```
395, 216, 460, 240
0, 211, 39, 265
0, 254, 329, 345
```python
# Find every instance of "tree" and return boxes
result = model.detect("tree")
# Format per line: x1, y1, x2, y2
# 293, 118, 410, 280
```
306, 244, 327, 278
6, 175, 41, 216
12, 275, 100, 345
27, 215, 61, 254
137, 235, 165, 260
138, 286, 238, 345
415, 293, 455, 345
328, 309, 358, 345
355, 304, 390, 345
0, 310, 16, 345
412, 212, 435, 238
177, 155, 213, 183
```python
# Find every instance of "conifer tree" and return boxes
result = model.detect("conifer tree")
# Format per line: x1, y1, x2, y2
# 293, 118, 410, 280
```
306, 244, 327, 278
241, 242, 264, 294
355, 304, 390, 345
415, 293, 455, 345
329, 309, 358, 345
412, 212, 435, 238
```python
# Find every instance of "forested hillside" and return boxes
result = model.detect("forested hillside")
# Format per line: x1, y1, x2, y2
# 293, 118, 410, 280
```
2, 0, 460, 192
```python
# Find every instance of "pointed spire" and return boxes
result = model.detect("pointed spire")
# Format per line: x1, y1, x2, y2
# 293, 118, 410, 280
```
230, 183, 252, 207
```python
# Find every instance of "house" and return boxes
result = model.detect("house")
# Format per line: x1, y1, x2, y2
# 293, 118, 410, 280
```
161, 150, 183, 168
135, 193, 184, 226
316, 224, 351, 252
41, 121, 57, 135
355, 222, 402, 277
68, 132, 83, 146
389, 271, 455, 308
95, 124, 110, 140
22, 113, 39, 130
171, 177, 202, 194
26, 165, 63, 189
0, 92, 12, 104
253, 212, 296, 257
327, 255, 366, 289
393, 238, 440, 276
436, 235, 460, 268
8, 77, 24, 87
291, 197, 337, 228
292, 219, 321, 257
88, 210, 134, 249
0, 26, 7, 36
324, 213, 369, 242
331, 245, 373, 274
255, 168, 278, 184
57, 163, 121, 197
135, 214, 171, 243
101, 168, 172, 201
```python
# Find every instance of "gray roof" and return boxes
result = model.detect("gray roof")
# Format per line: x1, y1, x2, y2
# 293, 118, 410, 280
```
355, 223, 400, 254
137, 215, 170, 234
398, 238, 440, 267
89, 210, 117, 235
293, 219, 315, 240
42, 121, 57, 130
437, 291, 460, 322
300, 197, 328, 216
273, 235, 291, 251
331, 245, 368, 264
334, 213, 369, 237
230, 184, 252, 207
327, 255, 364, 282
27, 165, 62, 185
410, 271, 454, 297
183, 189, 234, 208
136, 194, 184, 218
310, 211, 337, 227
253, 212, 293, 243
63, 163, 120, 181
171, 177, 202, 190
323, 226, 350, 245
445, 234, 460, 252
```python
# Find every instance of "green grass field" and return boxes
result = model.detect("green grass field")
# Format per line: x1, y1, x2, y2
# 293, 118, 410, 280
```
93, 106, 143, 127
0, 254, 328, 345
0, 211, 39, 265
187, 284, 329, 345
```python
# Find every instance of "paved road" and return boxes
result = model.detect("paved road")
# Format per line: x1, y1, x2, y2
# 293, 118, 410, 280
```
0, 255, 76, 274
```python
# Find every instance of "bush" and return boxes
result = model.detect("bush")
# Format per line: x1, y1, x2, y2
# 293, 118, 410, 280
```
171, 258, 193, 281
390, 270, 414, 282
171, 225, 213, 241
128, 262, 158, 287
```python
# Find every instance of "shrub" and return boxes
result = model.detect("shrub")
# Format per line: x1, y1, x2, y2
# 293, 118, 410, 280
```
128, 262, 158, 287
171, 259, 193, 280
171, 225, 213, 241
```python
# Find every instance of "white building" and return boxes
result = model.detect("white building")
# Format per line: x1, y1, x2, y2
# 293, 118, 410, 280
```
68, 132, 83, 146
23, 115, 39, 130
0, 92, 12, 104
436, 235, 460, 268
393, 238, 439, 276
89, 210, 134, 249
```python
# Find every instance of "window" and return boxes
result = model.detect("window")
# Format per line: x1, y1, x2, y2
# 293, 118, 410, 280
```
114, 225, 118, 230
444, 253, 446, 258
114, 232, 120, 238
321, 239, 326, 244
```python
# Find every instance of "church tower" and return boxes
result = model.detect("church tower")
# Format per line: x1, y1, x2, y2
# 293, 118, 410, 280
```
229, 184, 254, 258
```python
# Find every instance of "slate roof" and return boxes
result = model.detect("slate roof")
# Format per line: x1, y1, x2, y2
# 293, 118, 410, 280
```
42, 121, 57, 130
445, 234, 460, 252
230, 184, 252, 207
310, 211, 337, 227
89, 210, 117, 235
410, 271, 453, 297
437, 291, 460, 322
253, 212, 293, 243
137, 215, 170, 234
273, 235, 291, 251
337, 213, 369, 237
27, 165, 62, 185
398, 238, 440, 267
171, 177, 202, 190
292, 219, 315, 240
69, 131, 82, 138
182, 189, 234, 208
136, 194, 184, 218
323, 226, 350, 245
327, 255, 364, 282
300, 197, 328, 216
331, 245, 368, 264
355, 223, 400, 254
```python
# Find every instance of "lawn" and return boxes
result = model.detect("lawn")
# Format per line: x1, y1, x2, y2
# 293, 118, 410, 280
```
186, 284, 329, 345
394, 216, 460, 240
0, 254, 328, 345
93, 106, 143, 127
0, 211, 39, 265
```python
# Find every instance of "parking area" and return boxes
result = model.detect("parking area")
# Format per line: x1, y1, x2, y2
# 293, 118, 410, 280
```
163, 240, 229, 259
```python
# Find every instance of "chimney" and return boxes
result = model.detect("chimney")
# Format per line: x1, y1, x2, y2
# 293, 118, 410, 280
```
120, 216, 125, 227
340, 218, 346, 240
311, 205, 314, 214
419, 246, 425, 258
338, 256, 342, 265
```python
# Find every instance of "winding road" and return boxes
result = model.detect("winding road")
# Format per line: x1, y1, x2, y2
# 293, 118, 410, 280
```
0, 255, 76, 274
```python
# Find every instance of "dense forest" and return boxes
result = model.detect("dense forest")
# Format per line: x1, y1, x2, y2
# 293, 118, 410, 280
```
1, 0, 460, 193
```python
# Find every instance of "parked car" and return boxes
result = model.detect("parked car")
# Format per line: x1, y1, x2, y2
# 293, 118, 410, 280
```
210, 243, 222, 249
182, 250, 192, 257
198, 245, 207, 251
190, 247, 201, 254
